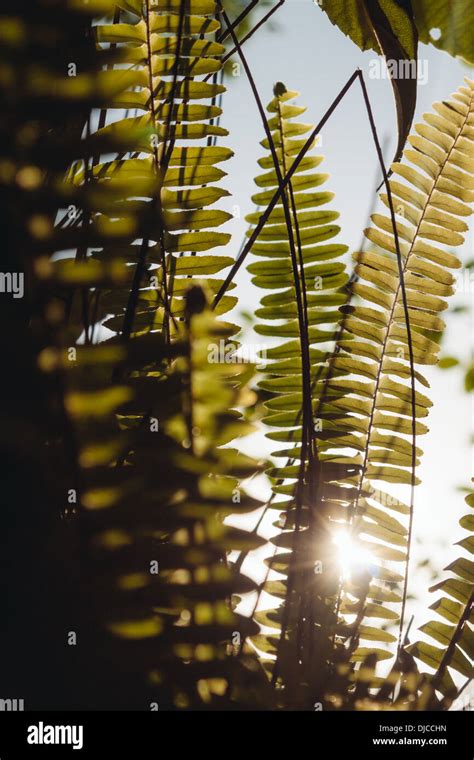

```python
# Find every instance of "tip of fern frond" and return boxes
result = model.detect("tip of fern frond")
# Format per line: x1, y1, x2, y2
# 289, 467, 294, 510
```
273, 82, 287, 97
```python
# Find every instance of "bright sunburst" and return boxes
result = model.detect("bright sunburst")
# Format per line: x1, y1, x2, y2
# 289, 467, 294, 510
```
332, 529, 376, 582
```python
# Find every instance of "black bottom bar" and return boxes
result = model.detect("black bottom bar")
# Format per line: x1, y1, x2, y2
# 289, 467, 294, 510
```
0, 710, 471, 758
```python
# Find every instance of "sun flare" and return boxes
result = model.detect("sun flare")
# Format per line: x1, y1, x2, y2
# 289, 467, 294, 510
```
332, 529, 376, 582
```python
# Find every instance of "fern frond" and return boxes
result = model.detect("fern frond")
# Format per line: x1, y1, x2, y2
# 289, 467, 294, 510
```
77, 0, 237, 340
407, 489, 473, 701
247, 79, 474, 706
247, 83, 348, 445
246, 83, 349, 700
1, 0, 268, 708
0, 0, 133, 708
39, 286, 268, 707
318, 79, 474, 661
